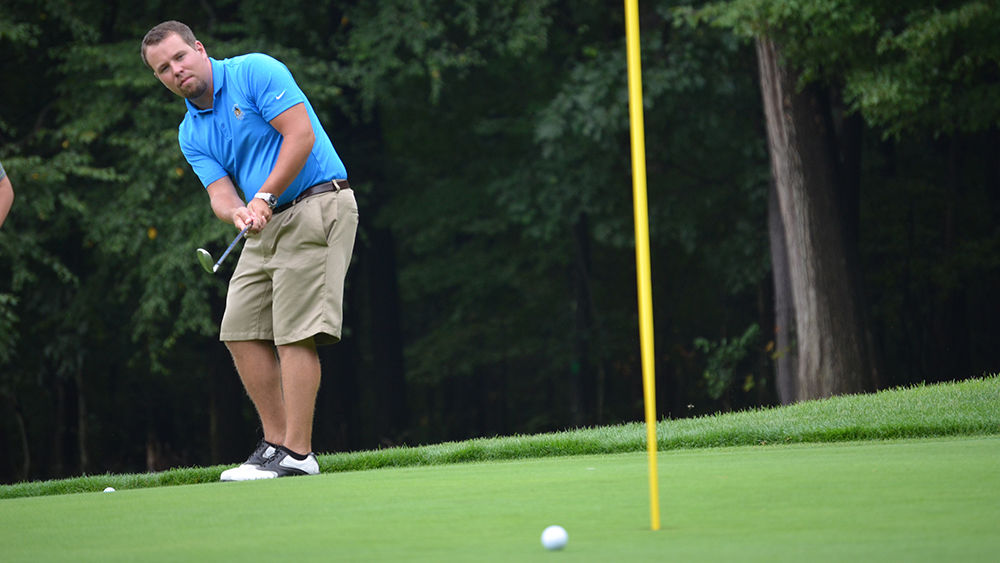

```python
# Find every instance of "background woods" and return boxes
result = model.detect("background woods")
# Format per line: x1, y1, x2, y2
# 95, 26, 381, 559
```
0, 0, 997, 483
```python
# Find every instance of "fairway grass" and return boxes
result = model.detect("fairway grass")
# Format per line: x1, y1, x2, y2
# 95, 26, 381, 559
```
1, 436, 997, 561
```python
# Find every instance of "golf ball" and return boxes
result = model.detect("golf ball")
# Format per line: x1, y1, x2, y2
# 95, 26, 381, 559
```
541, 525, 568, 550
103, 487, 115, 493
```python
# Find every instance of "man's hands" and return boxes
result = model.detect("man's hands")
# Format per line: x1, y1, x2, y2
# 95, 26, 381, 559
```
234, 197, 272, 233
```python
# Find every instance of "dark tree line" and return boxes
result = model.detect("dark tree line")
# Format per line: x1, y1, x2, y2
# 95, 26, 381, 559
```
0, 0, 997, 483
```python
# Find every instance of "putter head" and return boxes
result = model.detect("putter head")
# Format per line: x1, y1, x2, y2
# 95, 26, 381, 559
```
195, 248, 216, 274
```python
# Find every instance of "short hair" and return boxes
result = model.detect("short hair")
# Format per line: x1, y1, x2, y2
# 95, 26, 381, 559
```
141, 21, 198, 68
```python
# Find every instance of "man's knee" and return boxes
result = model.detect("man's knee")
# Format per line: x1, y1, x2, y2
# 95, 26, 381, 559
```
225, 339, 277, 362
277, 336, 316, 352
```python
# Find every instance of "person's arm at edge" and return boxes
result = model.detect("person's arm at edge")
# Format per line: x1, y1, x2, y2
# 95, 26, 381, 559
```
0, 174, 13, 229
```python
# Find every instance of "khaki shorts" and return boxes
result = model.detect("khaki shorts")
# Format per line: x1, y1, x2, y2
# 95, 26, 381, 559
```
220, 188, 358, 346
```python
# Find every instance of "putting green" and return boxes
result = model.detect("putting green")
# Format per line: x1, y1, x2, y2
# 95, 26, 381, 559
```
2, 436, 997, 561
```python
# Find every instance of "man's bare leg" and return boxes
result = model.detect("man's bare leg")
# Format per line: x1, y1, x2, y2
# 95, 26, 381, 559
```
276, 337, 321, 454
226, 340, 285, 445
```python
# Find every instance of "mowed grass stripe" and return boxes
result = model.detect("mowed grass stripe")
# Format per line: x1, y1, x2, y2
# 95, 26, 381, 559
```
2, 436, 997, 562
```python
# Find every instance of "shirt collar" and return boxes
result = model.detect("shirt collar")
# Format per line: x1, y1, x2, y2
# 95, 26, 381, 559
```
184, 58, 225, 116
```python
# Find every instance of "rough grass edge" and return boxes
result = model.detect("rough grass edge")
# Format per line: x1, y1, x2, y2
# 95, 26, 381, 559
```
3, 375, 998, 500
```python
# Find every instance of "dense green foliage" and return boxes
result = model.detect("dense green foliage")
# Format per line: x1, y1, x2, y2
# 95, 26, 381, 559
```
687, 0, 1000, 136
3, 375, 996, 500
0, 1, 997, 483
688, 0, 1000, 385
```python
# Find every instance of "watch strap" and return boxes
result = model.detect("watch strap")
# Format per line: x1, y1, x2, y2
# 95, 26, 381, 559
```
253, 192, 278, 209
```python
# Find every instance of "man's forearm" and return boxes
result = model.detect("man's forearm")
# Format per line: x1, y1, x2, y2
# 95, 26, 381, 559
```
206, 176, 250, 224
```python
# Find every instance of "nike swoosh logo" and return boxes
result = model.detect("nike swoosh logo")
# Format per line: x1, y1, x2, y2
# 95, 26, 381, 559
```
275, 90, 286, 100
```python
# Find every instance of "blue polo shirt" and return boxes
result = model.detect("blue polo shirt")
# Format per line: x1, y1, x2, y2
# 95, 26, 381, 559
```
178, 54, 346, 206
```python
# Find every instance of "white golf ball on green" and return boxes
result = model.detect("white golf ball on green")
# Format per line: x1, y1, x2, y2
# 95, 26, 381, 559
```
541, 525, 568, 550
103, 487, 115, 493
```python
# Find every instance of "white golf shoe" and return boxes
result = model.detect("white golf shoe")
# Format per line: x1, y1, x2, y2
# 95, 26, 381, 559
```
220, 440, 277, 482
223, 447, 320, 481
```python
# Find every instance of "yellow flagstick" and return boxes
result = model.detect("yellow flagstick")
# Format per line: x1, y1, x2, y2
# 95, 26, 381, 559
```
624, 0, 661, 531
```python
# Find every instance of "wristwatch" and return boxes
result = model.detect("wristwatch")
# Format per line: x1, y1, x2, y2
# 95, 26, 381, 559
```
253, 192, 278, 210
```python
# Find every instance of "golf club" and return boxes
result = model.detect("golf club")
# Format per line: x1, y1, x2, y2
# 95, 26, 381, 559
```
196, 221, 253, 274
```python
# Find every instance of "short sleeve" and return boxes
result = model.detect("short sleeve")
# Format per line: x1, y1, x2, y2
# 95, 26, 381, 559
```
179, 125, 228, 189
243, 54, 307, 122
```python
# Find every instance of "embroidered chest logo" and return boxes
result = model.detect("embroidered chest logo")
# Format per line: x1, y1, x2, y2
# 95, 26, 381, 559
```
233, 104, 244, 120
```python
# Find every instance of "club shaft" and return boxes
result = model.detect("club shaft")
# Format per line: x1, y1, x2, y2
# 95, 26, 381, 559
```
214, 223, 252, 269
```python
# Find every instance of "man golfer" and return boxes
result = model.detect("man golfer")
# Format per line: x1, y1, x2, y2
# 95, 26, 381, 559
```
141, 21, 358, 480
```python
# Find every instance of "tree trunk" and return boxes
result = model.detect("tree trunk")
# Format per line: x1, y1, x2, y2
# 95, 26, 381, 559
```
2, 392, 31, 481
367, 225, 408, 445
53, 379, 66, 477
75, 367, 88, 475
936, 136, 970, 381
755, 37, 875, 399
569, 213, 593, 426
768, 181, 797, 404
209, 369, 220, 465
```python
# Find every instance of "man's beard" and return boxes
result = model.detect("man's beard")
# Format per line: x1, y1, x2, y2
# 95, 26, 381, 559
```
183, 78, 209, 100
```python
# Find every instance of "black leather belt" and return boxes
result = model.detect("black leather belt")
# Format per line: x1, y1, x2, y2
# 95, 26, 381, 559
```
274, 179, 350, 214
